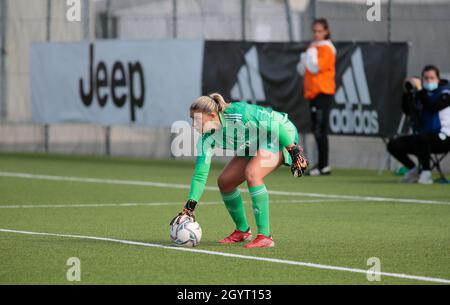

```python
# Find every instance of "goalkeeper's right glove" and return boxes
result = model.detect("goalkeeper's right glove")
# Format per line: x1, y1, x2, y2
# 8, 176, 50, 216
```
288, 145, 309, 177
169, 199, 197, 225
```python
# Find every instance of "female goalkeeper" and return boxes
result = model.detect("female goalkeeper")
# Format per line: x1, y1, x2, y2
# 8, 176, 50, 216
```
173, 93, 308, 248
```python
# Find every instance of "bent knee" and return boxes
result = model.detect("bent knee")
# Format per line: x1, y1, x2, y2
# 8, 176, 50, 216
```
217, 175, 236, 193
387, 138, 400, 154
387, 140, 394, 153
217, 175, 227, 192
244, 168, 260, 185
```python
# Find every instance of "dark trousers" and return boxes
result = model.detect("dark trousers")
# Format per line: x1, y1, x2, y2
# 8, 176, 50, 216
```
310, 94, 333, 169
387, 133, 450, 170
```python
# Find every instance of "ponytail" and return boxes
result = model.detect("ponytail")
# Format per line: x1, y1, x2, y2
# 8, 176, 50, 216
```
208, 93, 227, 112
190, 92, 228, 114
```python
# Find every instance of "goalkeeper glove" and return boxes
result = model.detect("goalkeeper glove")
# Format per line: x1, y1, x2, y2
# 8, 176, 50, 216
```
169, 199, 197, 225
288, 145, 309, 177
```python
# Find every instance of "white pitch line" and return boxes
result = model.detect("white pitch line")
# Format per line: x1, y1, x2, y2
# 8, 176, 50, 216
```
0, 199, 348, 209
0, 201, 220, 209
0, 228, 449, 284
1, 171, 449, 206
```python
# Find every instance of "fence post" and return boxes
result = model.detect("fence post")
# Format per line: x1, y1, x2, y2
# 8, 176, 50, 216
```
0, 0, 7, 120
284, 0, 294, 42
105, 0, 112, 38
46, 0, 52, 41
44, 124, 50, 153
105, 126, 111, 156
302, 0, 316, 40
387, 0, 392, 42
172, 0, 177, 38
83, 0, 90, 40
241, 0, 246, 41
44, 1, 51, 153
311, 0, 317, 20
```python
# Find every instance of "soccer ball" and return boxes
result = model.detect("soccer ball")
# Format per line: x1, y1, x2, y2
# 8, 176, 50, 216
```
170, 215, 202, 247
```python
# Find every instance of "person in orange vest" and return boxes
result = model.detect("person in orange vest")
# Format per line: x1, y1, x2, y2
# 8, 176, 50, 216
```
297, 18, 336, 176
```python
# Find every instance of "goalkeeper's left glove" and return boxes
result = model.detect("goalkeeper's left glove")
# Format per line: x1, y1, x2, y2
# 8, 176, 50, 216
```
169, 199, 197, 225
288, 145, 309, 177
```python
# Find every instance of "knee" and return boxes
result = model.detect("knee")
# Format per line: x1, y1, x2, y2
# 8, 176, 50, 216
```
217, 174, 235, 193
217, 175, 227, 192
244, 167, 260, 185
417, 134, 430, 146
387, 138, 400, 154
387, 139, 394, 153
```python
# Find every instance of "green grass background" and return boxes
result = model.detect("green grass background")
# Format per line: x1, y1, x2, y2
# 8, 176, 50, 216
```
0, 153, 449, 284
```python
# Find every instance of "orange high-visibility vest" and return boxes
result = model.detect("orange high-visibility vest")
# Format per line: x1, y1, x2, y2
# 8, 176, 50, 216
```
302, 40, 336, 100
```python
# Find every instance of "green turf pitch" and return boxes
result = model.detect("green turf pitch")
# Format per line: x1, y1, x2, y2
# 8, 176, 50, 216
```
0, 153, 449, 284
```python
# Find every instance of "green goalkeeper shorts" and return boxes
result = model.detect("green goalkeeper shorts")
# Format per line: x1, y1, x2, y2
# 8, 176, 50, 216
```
241, 120, 299, 167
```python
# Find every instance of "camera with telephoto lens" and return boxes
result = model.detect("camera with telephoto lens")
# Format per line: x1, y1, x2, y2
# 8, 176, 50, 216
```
403, 77, 421, 94
402, 77, 423, 131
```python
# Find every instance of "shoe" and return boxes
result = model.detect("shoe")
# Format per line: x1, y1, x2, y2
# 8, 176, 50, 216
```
244, 234, 275, 248
218, 228, 252, 244
418, 170, 433, 184
308, 168, 321, 176
319, 166, 332, 175
400, 167, 419, 183
308, 166, 332, 176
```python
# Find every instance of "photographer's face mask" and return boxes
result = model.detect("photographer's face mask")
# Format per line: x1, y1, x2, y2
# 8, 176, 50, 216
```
423, 81, 439, 92
422, 70, 439, 92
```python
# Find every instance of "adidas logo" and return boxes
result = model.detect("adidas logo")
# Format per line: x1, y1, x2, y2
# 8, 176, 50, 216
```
230, 46, 266, 103
330, 47, 379, 135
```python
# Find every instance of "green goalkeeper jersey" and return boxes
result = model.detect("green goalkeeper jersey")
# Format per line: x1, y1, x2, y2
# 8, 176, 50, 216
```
188, 101, 299, 202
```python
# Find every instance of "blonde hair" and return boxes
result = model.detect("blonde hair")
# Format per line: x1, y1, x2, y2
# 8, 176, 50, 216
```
190, 93, 228, 114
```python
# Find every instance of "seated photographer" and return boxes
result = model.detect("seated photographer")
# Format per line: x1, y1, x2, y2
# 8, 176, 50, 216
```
387, 65, 450, 184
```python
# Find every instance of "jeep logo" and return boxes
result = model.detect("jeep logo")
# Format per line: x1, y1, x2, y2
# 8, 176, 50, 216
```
79, 43, 145, 122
